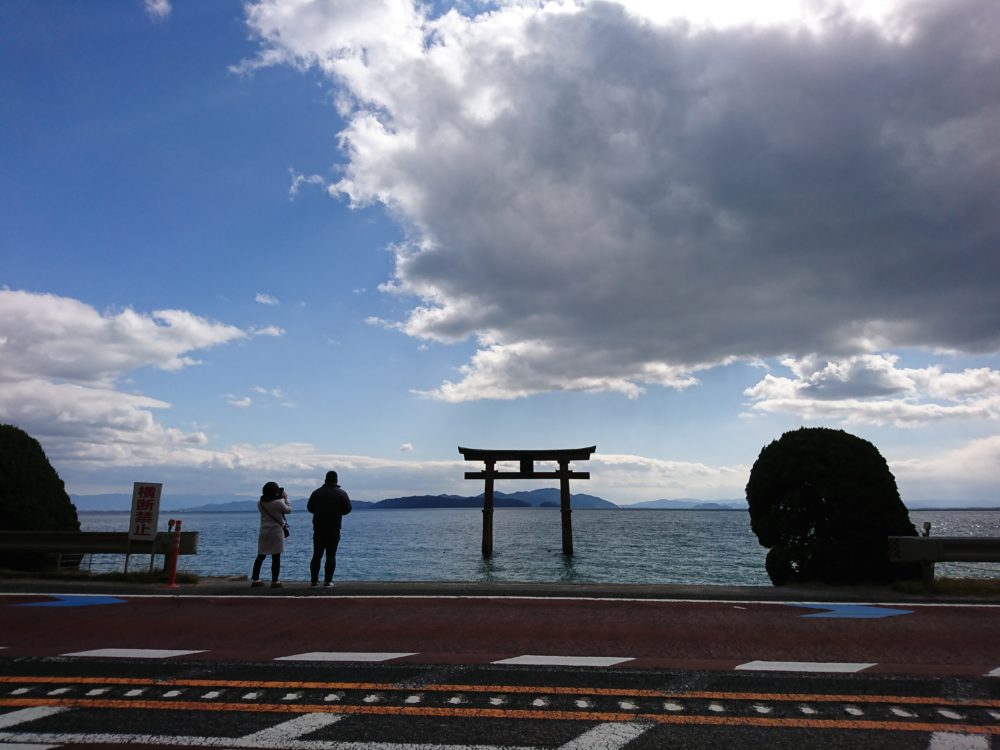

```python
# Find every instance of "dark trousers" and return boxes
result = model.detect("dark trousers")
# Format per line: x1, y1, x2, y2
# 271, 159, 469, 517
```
310, 531, 341, 584
252, 553, 280, 582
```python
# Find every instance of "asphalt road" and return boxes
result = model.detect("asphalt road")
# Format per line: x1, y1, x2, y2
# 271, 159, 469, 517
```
1, 585, 999, 748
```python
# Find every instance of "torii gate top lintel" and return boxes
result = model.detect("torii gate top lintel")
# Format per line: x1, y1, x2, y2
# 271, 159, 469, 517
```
458, 446, 596, 556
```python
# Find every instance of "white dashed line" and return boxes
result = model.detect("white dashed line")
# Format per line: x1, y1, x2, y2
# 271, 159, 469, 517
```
274, 651, 415, 662
85, 688, 109, 696
162, 690, 182, 698
491, 655, 635, 667
46, 688, 70, 696
0, 706, 67, 730
238, 713, 344, 744
618, 700, 638, 711
987, 667, 1000, 677
938, 709, 965, 720
404, 694, 423, 704
845, 706, 864, 716
575, 698, 592, 709
124, 689, 146, 697
753, 704, 772, 714
281, 692, 301, 701
664, 701, 684, 712
61, 648, 205, 659
490, 696, 507, 706
447, 695, 466, 705
891, 707, 917, 718
242, 692, 260, 700
559, 721, 653, 750
9, 688, 32, 696
201, 691, 221, 700
799, 705, 817, 715
532, 697, 550, 708
735, 660, 876, 673
323, 692, 343, 702
928, 732, 991, 750
362, 694, 382, 704
708, 702, 725, 713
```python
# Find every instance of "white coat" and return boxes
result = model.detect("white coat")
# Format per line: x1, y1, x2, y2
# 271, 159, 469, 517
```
257, 497, 292, 555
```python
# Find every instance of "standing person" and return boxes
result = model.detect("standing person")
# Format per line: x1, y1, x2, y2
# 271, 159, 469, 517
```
252, 481, 291, 589
307, 470, 352, 587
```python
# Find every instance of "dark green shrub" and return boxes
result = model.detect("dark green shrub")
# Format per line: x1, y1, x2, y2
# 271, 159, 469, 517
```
0, 424, 80, 569
746, 427, 919, 585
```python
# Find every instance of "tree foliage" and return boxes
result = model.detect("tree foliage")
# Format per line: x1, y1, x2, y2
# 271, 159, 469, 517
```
745, 427, 918, 585
0, 424, 80, 569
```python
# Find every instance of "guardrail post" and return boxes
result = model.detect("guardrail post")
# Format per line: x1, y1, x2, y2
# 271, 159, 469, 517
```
165, 519, 182, 589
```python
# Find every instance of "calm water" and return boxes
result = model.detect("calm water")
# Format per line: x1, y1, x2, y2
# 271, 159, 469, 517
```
78, 509, 1000, 585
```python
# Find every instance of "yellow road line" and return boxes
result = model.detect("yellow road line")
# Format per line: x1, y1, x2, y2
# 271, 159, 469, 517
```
2, 696, 999, 735
2, 675, 998, 709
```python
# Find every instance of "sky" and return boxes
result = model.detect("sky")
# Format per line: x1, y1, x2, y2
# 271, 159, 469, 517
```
2, 0, 999, 507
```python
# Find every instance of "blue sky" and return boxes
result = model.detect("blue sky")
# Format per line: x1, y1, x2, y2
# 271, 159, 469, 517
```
2, 0, 999, 506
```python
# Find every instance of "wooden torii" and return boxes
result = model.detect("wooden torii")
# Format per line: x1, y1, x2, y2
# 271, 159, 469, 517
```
458, 446, 596, 557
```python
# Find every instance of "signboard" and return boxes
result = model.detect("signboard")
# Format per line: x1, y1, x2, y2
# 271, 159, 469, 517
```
128, 482, 162, 541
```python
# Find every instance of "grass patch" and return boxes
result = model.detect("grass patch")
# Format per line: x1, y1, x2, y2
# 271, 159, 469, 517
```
893, 576, 1000, 596
0, 567, 199, 584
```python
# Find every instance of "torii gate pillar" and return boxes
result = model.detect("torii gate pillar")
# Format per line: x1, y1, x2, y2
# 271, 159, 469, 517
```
459, 446, 596, 557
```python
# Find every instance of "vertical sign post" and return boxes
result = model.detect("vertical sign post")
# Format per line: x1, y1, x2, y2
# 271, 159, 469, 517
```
128, 482, 162, 573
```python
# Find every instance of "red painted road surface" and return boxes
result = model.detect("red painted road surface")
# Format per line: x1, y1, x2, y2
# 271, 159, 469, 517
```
2, 594, 998, 676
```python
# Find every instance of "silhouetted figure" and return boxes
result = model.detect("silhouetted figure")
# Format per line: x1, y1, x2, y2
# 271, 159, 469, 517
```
252, 481, 291, 589
307, 470, 352, 587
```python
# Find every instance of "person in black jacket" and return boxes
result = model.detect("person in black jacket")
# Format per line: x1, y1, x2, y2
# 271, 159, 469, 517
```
307, 470, 352, 587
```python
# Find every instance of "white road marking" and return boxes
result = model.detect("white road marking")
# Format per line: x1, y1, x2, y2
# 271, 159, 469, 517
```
574, 699, 592, 709
492, 655, 634, 667
928, 733, 990, 750
162, 690, 182, 698
0, 707, 67, 730
238, 713, 343, 745
891, 707, 917, 718
45, 688, 70, 696
274, 651, 415, 662
61, 648, 204, 659
282, 692, 302, 701
532, 697, 549, 708
937, 709, 964, 720
489, 696, 507, 706
10, 688, 32, 695
799, 705, 817, 715
0, 735, 523, 750
618, 700, 638, 711
404, 694, 423, 704
664, 701, 684, 712
557, 721, 653, 750
323, 692, 343, 702
845, 706, 864, 716
202, 691, 221, 699
362, 694, 383, 704
735, 660, 875, 673
987, 666, 1000, 677
753, 704, 772, 714
708, 702, 725, 712
125, 689, 146, 697
447, 695, 466, 705
85, 688, 108, 696
989, 710, 1000, 720
243, 692, 261, 700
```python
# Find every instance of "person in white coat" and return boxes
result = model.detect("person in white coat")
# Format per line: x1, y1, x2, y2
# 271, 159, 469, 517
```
251, 481, 291, 588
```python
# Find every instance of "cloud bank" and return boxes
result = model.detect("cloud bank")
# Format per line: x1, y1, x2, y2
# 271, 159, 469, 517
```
240, 0, 1000, 411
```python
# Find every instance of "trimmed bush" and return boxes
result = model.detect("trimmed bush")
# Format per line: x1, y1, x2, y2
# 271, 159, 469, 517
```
746, 427, 918, 585
0, 424, 80, 569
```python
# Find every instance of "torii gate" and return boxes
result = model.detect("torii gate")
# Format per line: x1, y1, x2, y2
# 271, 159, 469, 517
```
458, 446, 596, 557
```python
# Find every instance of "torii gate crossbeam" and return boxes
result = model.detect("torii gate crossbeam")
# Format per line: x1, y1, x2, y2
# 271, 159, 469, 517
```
458, 446, 596, 557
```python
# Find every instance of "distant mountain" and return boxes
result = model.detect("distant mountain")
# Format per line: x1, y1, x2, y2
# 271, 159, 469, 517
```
495, 489, 618, 509
374, 494, 528, 509
623, 498, 747, 510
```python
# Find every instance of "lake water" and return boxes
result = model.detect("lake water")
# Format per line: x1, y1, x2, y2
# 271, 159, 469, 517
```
78, 509, 1000, 585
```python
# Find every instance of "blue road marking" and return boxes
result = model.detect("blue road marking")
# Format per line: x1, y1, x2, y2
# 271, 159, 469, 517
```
13, 595, 126, 608
791, 603, 912, 619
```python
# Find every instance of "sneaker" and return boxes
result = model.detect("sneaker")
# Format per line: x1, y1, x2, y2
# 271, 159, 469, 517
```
270, 582, 283, 589
323, 581, 334, 587
251, 580, 264, 588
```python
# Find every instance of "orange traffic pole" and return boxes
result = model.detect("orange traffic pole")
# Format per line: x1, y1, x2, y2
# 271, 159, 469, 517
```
165, 519, 182, 589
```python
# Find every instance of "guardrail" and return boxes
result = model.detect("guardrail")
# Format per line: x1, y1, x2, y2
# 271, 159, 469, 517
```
0, 530, 199, 572
888, 535, 1000, 587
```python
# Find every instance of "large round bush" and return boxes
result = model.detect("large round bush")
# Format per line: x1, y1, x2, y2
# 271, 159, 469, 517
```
745, 427, 918, 585
0, 424, 80, 569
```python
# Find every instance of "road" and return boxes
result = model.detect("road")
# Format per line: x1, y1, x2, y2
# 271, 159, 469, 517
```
1, 589, 999, 748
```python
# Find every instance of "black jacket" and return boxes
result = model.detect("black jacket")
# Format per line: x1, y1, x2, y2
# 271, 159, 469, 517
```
307, 482, 352, 534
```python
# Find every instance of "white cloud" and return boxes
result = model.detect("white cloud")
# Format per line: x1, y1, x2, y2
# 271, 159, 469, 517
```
744, 354, 1000, 426
242, 0, 1000, 402
0, 289, 263, 476
226, 395, 253, 408
288, 169, 327, 198
400, 442, 414, 452
250, 325, 285, 337
144, 0, 171, 22
255, 293, 280, 306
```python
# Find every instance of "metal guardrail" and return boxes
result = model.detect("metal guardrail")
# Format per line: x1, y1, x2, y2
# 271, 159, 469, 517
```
0, 531, 199, 572
888, 535, 1000, 586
